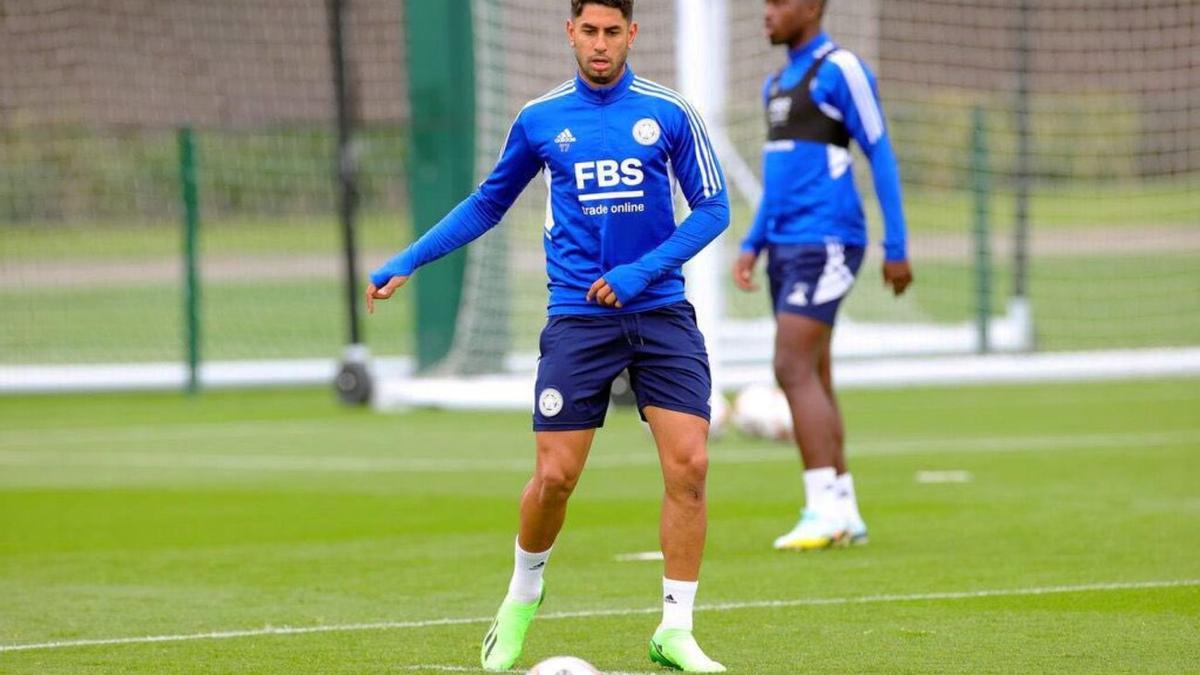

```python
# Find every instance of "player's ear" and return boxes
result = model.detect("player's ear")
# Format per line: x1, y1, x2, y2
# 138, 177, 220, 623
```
628, 21, 638, 47
566, 19, 575, 45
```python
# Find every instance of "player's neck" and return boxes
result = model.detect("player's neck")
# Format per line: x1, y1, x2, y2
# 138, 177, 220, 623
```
789, 24, 823, 52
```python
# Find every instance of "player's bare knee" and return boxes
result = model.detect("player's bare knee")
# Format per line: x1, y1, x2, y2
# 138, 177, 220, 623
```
535, 464, 580, 503
664, 449, 708, 500
774, 356, 816, 390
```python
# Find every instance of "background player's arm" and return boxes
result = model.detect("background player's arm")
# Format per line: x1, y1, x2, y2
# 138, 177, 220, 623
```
733, 77, 775, 293
367, 116, 542, 311
815, 54, 913, 296
733, 195, 770, 293
594, 108, 731, 306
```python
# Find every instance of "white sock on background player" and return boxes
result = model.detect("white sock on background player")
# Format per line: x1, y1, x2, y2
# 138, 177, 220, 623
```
803, 467, 839, 518
836, 472, 864, 526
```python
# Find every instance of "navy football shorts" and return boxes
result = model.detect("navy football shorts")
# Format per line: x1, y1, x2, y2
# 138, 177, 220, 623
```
767, 241, 866, 326
532, 301, 712, 431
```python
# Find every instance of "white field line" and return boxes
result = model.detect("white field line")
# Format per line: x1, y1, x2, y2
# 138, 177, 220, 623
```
0, 430, 1196, 476
614, 551, 665, 562
0, 418, 368, 447
1, 579, 1195, 654
405, 662, 657, 667
916, 470, 974, 484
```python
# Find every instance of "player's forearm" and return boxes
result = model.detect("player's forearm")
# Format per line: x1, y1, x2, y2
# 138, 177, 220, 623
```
868, 138, 909, 262
740, 201, 770, 255
604, 195, 730, 302
370, 192, 504, 286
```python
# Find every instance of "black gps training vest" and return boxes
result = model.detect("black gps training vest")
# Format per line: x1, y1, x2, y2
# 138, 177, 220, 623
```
766, 53, 851, 148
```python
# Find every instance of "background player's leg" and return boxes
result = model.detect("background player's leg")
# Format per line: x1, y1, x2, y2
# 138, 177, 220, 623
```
643, 406, 709, 582
772, 312, 846, 549
817, 338, 847, 475
818, 337, 869, 543
775, 313, 838, 470
519, 429, 595, 552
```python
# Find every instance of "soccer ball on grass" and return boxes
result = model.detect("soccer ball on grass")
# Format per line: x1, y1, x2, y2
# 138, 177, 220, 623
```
526, 655, 602, 674
731, 382, 793, 441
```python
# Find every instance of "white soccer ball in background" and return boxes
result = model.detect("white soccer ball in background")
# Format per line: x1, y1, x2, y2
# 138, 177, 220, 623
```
638, 393, 731, 441
732, 383, 793, 441
526, 655, 602, 675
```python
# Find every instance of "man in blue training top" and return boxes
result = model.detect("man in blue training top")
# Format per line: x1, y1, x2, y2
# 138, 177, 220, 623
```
368, 1, 728, 670
733, 0, 914, 551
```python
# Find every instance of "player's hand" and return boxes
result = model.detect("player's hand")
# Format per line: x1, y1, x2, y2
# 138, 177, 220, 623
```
586, 277, 623, 309
732, 251, 760, 292
365, 276, 409, 314
882, 261, 913, 297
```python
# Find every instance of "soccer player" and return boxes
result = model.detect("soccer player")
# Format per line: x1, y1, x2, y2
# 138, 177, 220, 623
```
367, 1, 729, 671
732, 0, 914, 551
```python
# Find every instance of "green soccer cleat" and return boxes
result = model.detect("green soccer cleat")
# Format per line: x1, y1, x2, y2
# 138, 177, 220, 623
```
649, 627, 726, 673
480, 588, 545, 671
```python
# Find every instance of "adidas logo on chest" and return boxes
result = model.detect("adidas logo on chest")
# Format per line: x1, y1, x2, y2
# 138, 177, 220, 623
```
555, 128, 577, 152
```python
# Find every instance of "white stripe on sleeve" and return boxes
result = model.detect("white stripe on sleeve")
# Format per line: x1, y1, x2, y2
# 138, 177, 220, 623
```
828, 51, 885, 145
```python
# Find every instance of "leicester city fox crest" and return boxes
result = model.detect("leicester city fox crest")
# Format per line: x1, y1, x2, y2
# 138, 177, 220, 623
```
632, 118, 661, 146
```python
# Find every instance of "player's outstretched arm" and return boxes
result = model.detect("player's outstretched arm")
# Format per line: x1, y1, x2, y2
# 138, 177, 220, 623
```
365, 275, 409, 314
366, 114, 541, 314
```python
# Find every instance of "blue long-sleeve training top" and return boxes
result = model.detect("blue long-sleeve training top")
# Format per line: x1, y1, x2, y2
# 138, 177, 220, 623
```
740, 31, 908, 262
372, 66, 730, 315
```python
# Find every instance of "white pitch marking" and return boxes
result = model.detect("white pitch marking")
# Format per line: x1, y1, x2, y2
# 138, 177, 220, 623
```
406, 666, 508, 673
0, 430, 1195, 476
614, 551, 665, 562
916, 470, 974, 484
1, 579, 1195, 654
403, 662, 652, 667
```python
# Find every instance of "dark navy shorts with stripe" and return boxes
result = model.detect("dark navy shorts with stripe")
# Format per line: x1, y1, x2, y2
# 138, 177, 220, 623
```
768, 242, 866, 326
533, 301, 712, 431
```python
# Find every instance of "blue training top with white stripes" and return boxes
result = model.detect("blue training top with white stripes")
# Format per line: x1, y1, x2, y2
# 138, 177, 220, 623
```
740, 31, 908, 262
371, 66, 730, 316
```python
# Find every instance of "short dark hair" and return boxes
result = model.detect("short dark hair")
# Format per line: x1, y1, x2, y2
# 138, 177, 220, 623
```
571, 0, 633, 21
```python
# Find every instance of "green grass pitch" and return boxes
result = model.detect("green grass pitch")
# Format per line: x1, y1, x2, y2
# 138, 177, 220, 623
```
1, 378, 1198, 673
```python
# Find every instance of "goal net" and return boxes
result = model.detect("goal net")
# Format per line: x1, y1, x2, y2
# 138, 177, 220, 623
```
2, 0, 1195, 398
380, 0, 1197, 408
0, 0, 411, 391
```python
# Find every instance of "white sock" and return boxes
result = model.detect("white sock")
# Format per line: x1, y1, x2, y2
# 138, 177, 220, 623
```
803, 467, 838, 516
659, 577, 698, 632
506, 537, 551, 603
837, 472, 864, 525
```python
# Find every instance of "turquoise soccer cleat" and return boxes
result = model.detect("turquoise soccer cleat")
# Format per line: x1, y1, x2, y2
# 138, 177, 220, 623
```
480, 588, 545, 671
844, 514, 869, 546
649, 627, 726, 672
773, 508, 846, 551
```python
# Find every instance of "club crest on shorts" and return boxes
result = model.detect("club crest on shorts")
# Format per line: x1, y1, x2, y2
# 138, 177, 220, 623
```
538, 387, 564, 417
633, 118, 661, 146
